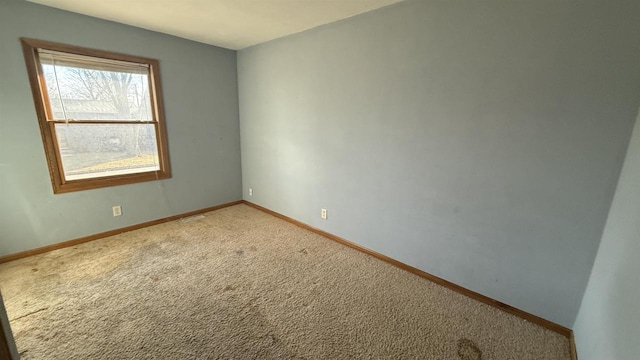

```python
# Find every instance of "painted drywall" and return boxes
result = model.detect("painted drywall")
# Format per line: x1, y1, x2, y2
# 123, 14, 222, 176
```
573, 110, 640, 359
0, 0, 242, 256
238, 0, 640, 327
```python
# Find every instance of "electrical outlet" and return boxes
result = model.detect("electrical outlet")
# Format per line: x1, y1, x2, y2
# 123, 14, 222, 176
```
112, 205, 122, 217
249, 188, 253, 196
321, 208, 327, 219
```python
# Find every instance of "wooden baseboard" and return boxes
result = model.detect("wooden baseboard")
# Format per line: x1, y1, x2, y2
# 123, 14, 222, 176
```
0, 200, 243, 264
242, 200, 572, 338
570, 331, 578, 360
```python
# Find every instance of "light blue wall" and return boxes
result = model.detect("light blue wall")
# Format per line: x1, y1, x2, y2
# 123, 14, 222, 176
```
573, 110, 640, 359
238, 0, 640, 327
0, 0, 242, 256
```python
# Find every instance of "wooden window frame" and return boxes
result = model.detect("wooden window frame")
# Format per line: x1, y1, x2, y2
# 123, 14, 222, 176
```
20, 38, 171, 194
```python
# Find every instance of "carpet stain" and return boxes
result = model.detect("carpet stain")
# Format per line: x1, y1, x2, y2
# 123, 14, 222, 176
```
11, 307, 49, 321
223, 285, 236, 292
235, 249, 244, 256
165, 235, 181, 242
457, 338, 482, 360
266, 333, 278, 345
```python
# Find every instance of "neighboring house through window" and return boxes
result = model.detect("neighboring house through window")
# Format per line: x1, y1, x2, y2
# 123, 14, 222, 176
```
21, 38, 171, 193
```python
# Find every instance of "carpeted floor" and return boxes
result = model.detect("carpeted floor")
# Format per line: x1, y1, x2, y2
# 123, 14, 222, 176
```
0, 204, 570, 359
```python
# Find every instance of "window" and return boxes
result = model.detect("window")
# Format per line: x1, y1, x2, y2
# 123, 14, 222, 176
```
21, 38, 171, 193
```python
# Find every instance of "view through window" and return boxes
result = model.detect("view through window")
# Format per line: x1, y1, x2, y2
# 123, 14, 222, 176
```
21, 38, 170, 193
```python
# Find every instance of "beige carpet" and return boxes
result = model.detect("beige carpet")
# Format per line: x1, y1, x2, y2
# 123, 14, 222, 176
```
0, 204, 570, 359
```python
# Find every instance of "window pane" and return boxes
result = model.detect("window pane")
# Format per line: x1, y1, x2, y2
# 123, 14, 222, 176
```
42, 63, 152, 121
54, 123, 160, 180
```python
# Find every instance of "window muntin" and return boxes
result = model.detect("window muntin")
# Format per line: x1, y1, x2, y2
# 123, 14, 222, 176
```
21, 38, 171, 193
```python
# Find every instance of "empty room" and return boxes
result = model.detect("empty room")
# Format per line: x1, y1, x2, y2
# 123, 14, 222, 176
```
0, 0, 639, 359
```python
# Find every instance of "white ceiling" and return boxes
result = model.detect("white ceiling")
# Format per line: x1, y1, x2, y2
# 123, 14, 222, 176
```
27, 0, 405, 50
